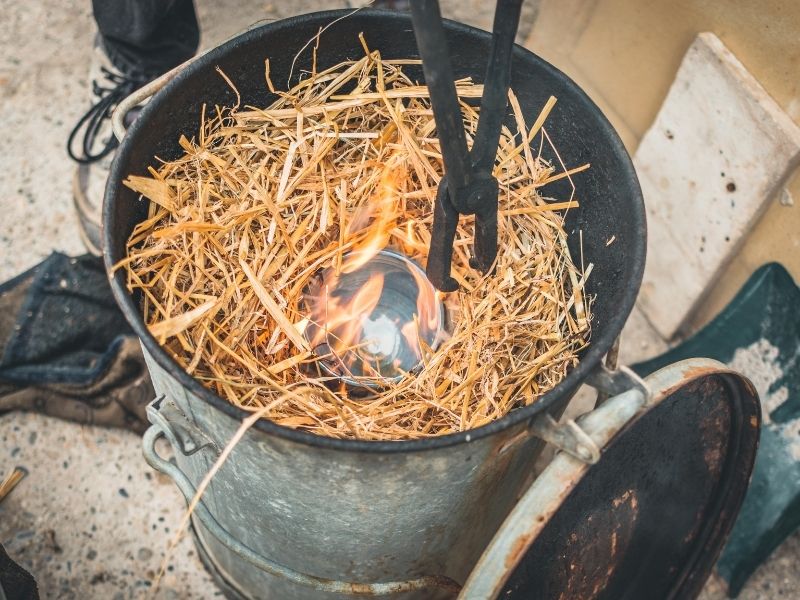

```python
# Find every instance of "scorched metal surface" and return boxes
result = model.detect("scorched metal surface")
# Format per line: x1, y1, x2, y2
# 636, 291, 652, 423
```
461, 359, 761, 599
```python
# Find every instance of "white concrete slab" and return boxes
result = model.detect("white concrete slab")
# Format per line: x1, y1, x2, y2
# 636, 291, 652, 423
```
635, 32, 800, 339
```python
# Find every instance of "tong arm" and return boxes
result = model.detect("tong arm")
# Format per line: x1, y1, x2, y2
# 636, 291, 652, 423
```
411, 0, 523, 290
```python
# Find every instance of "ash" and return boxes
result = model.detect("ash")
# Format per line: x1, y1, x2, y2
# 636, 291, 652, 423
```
728, 339, 800, 460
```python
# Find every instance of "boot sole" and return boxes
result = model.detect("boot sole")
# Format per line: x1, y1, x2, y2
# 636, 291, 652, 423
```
72, 165, 103, 257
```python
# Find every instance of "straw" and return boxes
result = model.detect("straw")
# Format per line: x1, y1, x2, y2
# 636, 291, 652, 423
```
118, 42, 592, 441
0, 466, 27, 504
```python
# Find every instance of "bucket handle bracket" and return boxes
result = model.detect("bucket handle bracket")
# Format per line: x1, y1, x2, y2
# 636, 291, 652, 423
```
528, 363, 651, 465
146, 396, 219, 457
529, 414, 601, 464
586, 363, 650, 402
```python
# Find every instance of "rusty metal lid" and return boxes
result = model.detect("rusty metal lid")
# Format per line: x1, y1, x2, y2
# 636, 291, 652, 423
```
460, 358, 760, 600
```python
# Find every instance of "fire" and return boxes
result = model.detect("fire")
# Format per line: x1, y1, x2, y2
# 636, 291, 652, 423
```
302, 161, 443, 384
340, 164, 401, 274
409, 263, 441, 332
406, 219, 415, 245
399, 262, 441, 352
309, 271, 385, 356
303, 250, 444, 384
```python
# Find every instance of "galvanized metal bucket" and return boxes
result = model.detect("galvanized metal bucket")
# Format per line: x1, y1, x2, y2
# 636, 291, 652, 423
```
104, 10, 646, 599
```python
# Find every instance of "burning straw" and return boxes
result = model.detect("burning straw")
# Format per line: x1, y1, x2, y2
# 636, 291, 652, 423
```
117, 38, 592, 441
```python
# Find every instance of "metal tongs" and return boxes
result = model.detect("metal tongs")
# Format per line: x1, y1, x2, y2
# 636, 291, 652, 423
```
410, 0, 524, 292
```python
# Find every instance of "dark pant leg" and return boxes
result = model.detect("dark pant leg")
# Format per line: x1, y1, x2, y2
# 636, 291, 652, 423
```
92, 0, 200, 77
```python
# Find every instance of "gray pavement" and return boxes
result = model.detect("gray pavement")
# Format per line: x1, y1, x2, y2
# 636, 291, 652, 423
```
0, 1, 797, 598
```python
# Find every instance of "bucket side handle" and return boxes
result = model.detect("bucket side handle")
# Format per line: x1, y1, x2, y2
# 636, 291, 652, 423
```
112, 21, 274, 143
141, 402, 462, 597
528, 363, 651, 464
112, 62, 187, 143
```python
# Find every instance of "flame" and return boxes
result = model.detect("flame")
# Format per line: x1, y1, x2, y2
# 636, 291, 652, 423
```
400, 319, 421, 357
294, 317, 309, 336
309, 272, 385, 356
341, 165, 401, 274
409, 264, 441, 332
398, 264, 441, 355
302, 159, 442, 382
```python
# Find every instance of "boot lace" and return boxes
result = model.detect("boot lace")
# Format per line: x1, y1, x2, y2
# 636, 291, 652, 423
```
67, 67, 149, 164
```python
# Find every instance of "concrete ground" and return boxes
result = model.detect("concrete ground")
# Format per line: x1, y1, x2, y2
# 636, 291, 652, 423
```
0, 0, 797, 598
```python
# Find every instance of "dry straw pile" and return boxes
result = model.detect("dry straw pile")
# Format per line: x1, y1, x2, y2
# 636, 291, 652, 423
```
117, 39, 592, 440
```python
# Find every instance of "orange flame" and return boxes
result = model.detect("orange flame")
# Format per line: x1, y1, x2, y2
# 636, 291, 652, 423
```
306, 165, 400, 372
302, 160, 442, 382
409, 264, 441, 333
340, 165, 401, 274
399, 263, 441, 355
309, 272, 385, 357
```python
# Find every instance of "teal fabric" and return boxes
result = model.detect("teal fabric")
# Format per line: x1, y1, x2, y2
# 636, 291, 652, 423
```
634, 263, 800, 596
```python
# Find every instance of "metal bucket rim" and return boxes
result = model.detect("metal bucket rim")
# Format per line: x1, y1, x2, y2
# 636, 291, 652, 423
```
103, 8, 646, 453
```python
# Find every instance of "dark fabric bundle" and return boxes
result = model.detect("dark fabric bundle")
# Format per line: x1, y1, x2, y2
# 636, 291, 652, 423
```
0, 253, 152, 432
0, 543, 38, 600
